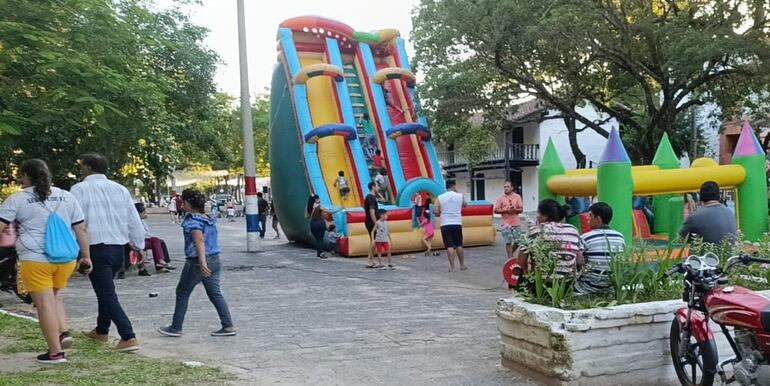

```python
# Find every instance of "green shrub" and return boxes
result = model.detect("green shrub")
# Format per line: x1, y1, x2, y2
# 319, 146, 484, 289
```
515, 235, 769, 310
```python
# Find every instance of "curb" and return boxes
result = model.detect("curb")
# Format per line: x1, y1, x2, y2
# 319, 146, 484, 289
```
0, 308, 38, 323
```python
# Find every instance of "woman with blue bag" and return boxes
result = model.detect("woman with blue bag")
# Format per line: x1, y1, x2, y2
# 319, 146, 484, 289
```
0, 159, 92, 364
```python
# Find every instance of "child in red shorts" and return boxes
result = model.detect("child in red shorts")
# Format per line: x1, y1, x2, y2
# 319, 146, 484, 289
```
372, 209, 393, 269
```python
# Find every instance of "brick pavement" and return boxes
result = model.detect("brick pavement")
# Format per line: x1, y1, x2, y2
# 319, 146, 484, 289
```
0, 214, 535, 386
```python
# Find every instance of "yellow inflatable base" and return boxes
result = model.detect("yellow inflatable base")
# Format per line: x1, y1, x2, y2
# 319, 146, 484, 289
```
344, 217, 496, 256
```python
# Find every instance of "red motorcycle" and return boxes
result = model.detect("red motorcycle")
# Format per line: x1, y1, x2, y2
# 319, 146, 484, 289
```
667, 252, 770, 386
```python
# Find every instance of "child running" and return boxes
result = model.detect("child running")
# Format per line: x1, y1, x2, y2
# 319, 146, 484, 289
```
158, 188, 236, 338
420, 198, 438, 256
372, 209, 394, 269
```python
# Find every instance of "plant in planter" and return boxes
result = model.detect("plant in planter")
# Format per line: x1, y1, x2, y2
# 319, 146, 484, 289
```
514, 235, 770, 310
517, 233, 576, 308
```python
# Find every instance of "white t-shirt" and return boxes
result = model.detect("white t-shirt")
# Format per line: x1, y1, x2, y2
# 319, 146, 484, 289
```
336, 176, 348, 189
0, 187, 85, 262
374, 174, 387, 189
438, 190, 464, 226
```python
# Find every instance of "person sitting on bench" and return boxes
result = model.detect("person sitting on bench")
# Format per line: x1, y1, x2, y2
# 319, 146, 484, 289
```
134, 203, 175, 272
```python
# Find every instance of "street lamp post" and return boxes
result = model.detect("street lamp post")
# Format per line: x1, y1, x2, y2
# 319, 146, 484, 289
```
237, 0, 262, 252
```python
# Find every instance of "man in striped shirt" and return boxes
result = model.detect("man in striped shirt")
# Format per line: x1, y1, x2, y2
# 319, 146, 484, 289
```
70, 153, 144, 352
575, 202, 625, 295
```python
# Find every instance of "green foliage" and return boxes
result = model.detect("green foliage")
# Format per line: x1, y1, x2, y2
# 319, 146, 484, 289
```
518, 234, 770, 310
412, 0, 770, 164
0, 0, 241, 193
519, 233, 575, 308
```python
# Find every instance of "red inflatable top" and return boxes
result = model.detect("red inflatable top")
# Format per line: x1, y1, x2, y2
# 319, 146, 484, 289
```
279, 16, 355, 42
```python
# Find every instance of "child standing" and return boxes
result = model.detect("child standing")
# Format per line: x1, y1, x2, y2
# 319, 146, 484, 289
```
373, 209, 393, 269
420, 198, 437, 256
158, 188, 236, 338
334, 170, 350, 200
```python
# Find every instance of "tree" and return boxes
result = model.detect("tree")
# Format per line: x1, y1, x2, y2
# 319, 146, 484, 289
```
0, 0, 224, 191
412, 0, 770, 164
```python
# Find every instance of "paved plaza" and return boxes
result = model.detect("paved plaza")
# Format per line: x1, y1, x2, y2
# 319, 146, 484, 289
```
0, 214, 534, 385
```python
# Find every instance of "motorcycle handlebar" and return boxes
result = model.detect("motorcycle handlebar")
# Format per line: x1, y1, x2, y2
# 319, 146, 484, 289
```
741, 254, 770, 265
664, 264, 683, 277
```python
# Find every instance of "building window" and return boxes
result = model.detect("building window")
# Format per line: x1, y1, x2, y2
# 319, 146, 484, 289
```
474, 173, 485, 201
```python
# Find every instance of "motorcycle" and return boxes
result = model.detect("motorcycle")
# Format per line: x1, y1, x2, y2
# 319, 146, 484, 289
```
666, 252, 770, 386
0, 246, 31, 303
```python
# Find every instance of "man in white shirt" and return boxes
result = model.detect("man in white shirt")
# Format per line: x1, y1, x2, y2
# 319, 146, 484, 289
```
70, 153, 144, 352
435, 180, 467, 272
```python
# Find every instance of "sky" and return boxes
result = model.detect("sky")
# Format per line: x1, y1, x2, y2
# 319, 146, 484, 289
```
154, 0, 420, 97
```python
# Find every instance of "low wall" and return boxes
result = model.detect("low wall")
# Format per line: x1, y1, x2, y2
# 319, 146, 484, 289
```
496, 291, 770, 386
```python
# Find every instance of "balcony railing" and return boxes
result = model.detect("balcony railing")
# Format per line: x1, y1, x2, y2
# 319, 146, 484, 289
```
436, 143, 539, 169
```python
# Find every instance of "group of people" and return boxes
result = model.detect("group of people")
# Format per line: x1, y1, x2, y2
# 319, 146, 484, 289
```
0, 154, 236, 364
498, 179, 737, 294
305, 179, 468, 272
332, 167, 391, 205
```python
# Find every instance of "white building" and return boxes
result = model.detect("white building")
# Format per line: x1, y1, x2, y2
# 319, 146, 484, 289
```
435, 99, 617, 211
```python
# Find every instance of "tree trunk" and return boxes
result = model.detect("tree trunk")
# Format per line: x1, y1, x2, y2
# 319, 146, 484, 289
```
564, 115, 587, 168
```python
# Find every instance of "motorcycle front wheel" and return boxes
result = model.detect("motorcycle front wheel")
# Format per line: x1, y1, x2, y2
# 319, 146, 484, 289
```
670, 319, 718, 386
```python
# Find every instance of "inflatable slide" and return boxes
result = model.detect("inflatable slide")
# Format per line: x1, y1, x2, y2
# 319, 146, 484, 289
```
269, 16, 495, 256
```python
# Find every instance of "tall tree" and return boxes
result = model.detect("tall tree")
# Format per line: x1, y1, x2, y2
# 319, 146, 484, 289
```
412, 0, 770, 164
0, 0, 224, 189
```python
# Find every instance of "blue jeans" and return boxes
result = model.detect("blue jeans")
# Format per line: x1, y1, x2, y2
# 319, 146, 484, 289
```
89, 244, 135, 340
171, 255, 233, 331
310, 219, 326, 257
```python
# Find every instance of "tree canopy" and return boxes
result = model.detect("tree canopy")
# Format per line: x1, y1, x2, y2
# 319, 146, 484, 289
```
412, 0, 770, 164
0, 0, 263, 199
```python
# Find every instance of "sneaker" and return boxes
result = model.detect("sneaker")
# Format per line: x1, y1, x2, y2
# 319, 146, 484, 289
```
157, 326, 182, 337
138, 269, 151, 277
115, 338, 139, 352
36, 351, 66, 364
116, 270, 125, 279
211, 327, 237, 337
59, 331, 73, 349
82, 329, 108, 343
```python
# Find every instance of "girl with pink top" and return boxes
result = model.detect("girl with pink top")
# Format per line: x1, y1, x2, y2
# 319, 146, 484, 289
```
420, 198, 438, 256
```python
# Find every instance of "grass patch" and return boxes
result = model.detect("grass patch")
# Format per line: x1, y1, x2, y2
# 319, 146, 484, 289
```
0, 313, 233, 386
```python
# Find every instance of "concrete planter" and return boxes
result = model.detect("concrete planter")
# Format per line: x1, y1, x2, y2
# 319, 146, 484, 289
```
496, 291, 770, 386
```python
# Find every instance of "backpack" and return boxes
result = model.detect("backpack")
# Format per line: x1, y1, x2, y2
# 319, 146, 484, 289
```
22, 192, 80, 263
43, 207, 80, 263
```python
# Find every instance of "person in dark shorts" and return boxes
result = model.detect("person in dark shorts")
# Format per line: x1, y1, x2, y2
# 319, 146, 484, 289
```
435, 180, 467, 272
364, 182, 380, 268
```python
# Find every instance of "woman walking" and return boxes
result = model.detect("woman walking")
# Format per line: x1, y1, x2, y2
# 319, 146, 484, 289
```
0, 159, 92, 363
305, 195, 335, 259
158, 188, 235, 337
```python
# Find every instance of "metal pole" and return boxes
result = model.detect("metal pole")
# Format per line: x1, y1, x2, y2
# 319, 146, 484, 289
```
237, 0, 261, 252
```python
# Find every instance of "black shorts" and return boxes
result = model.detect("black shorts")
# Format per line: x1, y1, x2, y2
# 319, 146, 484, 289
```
441, 225, 463, 248
365, 221, 375, 238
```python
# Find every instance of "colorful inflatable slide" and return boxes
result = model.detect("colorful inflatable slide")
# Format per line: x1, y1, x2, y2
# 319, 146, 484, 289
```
269, 16, 495, 256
